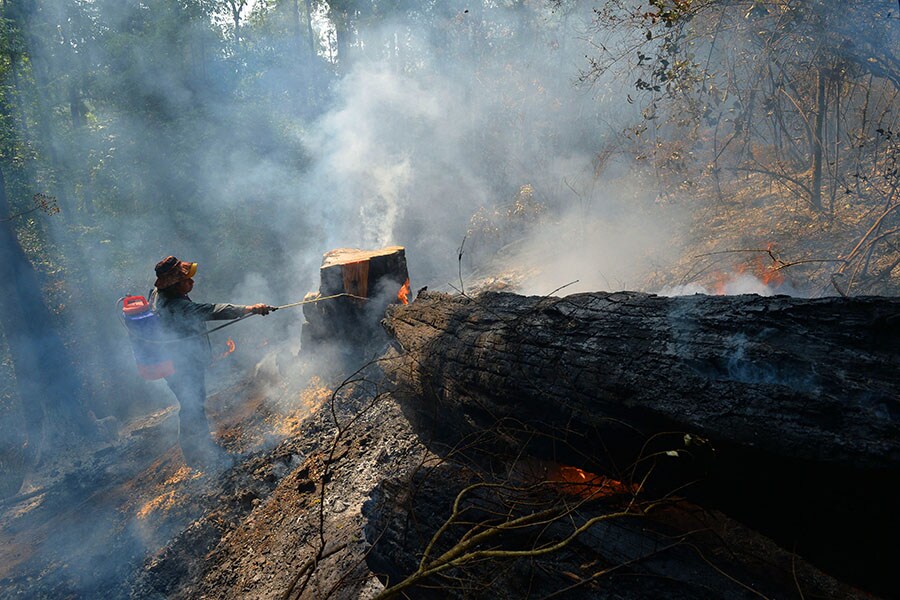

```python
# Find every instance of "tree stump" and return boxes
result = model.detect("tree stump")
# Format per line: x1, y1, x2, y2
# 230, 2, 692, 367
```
301, 246, 409, 349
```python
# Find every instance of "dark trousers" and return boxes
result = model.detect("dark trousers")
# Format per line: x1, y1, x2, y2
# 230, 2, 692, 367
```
165, 369, 221, 468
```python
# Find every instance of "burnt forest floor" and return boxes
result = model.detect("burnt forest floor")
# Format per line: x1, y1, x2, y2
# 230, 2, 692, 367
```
0, 345, 424, 599
465, 174, 899, 299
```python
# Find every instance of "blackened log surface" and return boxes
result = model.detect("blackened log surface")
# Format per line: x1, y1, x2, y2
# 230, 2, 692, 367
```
384, 291, 900, 594
384, 291, 900, 470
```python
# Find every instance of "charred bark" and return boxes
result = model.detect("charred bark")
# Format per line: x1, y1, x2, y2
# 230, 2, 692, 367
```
385, 290, 899, 469
383, 290, 900, 594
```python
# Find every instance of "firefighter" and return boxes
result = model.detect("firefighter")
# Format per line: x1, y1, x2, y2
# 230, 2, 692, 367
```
150, 255, 273, 470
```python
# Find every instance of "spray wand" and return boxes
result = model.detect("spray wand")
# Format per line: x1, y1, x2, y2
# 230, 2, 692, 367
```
175, 292, 370, 337
119, 292, 369, 343
270, 292, 368, 312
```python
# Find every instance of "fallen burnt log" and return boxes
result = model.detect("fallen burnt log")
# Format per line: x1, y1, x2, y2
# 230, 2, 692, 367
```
383, 290, 900, 594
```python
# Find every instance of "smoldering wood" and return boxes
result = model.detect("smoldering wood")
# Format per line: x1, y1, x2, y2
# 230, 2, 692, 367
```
301, 246, 409, 347
383, 290, 900, 592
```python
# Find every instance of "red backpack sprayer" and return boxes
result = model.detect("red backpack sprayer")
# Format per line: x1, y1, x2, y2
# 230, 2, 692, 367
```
119, 295, 174, 379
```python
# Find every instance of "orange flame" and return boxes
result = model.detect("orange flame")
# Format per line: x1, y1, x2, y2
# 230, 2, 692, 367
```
711, 244, 785, 295
269, 377, 331, 436
398, 278, 410, 305
515, 459, 638, 501
216, 338, 236, 360
551, 464, 638, 500
557, 465, 590, 483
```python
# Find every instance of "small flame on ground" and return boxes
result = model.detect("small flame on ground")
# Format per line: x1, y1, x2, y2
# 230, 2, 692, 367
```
712, 244, 786, 295
215, 338, 236, 360
136, 465, 202, 519
136, 491, 177, 519
398, 278, 410, 305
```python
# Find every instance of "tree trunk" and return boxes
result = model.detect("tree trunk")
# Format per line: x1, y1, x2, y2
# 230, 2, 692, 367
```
302, 246, 408, 348
301, 0, 316, 59
811, 64, 827, 211
0, 164, 94, 467
333, 10, 351, 66
385, 291, 899, 470
285, 0, 301, 55
383, 290, 900, 590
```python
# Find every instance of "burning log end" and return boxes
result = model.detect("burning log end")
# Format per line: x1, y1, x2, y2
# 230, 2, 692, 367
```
302, 246, 410, 350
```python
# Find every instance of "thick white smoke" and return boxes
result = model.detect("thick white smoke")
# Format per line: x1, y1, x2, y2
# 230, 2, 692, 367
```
290, 8, 672, 299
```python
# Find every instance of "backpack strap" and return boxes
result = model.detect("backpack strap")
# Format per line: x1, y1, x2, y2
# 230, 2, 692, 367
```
148, 288, 160, 313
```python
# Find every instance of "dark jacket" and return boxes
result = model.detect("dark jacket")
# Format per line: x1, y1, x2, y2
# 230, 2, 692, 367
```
150, 288, 247, 371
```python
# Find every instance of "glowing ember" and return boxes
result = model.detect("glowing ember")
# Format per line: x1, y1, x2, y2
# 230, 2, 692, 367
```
550, 464, 638, 500
398, 278, 410, 305
268, 376, 331, 436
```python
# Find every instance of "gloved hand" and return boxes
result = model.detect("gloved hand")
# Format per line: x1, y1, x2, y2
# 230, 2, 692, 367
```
248, 303, 274, 315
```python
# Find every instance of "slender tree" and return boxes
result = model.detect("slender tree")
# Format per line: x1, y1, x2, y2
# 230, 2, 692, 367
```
0, 168, 95, 467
